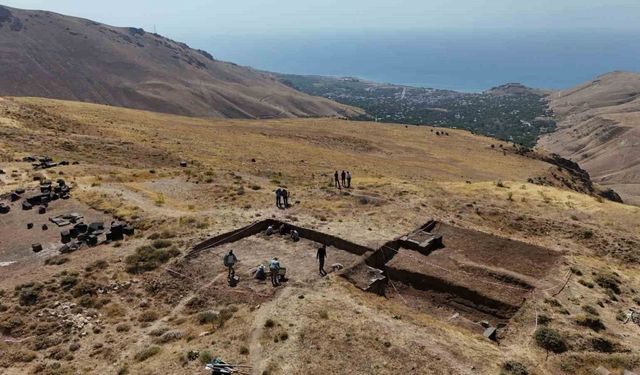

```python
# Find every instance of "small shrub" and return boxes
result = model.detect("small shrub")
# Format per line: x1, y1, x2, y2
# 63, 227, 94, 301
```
151, 239, 172, 249
71, 280, 99, 297
79, 296, 105, 308
575, 315, 606, 332
501, 360, 529, 375
264, 319, 275, 328
544, 298, 562, 307
591, 337, 615, 353
139, 311, 159, 322
85, 259, 108, 273
240, 346, 249, 355
319, 310, 329, 319
125, 245, 180, 274
134, 346, 161, 362
11, 349, 37, 362
537, 314, 551, 325
17, 283, 43, 306
582, 305, 599, 316
0, 316, 24, 335
45, 256, 69, 266
116, 324, 130, 332
198, 311, 218, 325
605, 289, 619, 302
60, 275, 78, 291
569, 267, 583, 276
534, 327, 567, 354
186, 296, 207, 310
594, 273, 621, 294
279, 332, 289, 341
199, 350, 213, 365
578, 279, 594, 288
215, 307, 235, 328
149, 327, 169, 337
157, 330, 183, 344
558, 308, 571, 315
154, 193, 166, 206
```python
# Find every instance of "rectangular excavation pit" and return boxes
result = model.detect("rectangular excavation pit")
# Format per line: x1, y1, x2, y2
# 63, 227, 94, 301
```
187, 234, 364, 289
185, 219, 561, 324
378, 222, 561, 321
172, 221, 374, 304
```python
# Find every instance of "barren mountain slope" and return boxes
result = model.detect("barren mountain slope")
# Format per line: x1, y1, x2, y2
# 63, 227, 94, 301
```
0, 5, 359, 118
539, 71, 640, 205
1, 98, 640, 375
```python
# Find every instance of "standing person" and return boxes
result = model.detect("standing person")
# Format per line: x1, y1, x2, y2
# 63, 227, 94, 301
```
282, 188, 289, 208
269, 257, 281, 286
341, 170, 346, 187
317, 244, 327, 276
275, 188, 282, 208
223, 250, 238, 280
346, 171, 352, 188
334, 171, 341, 189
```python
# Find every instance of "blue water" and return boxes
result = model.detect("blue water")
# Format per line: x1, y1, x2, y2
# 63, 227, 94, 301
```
188, 30, 640, 92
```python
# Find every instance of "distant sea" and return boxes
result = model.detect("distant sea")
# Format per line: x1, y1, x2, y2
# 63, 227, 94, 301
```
189, 30, 640, 92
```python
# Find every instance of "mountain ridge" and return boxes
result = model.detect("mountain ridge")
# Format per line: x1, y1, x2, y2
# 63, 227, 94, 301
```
539, 70, 640, 205
0, 5, 360, 119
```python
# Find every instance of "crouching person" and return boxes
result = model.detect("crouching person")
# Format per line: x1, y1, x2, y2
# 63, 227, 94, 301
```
255, 264, 267, 281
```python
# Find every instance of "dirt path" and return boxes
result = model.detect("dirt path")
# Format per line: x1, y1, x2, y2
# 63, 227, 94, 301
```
247, 286, 294, 375
90, 183, 186, 218
114, 271, 227, 369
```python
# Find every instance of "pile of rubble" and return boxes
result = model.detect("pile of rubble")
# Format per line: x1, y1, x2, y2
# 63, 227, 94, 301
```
96, 279, 137, 294
35, 301, 101, 334
22, 155, 77, 170
59, 220, 134, 253
13, 179, 72, 211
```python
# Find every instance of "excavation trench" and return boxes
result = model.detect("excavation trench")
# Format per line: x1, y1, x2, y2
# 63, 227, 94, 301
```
187, 219, 557, 323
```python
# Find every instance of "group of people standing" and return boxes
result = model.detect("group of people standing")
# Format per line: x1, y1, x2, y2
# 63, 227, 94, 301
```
224, 249, 285, 287
222, 241, 330, 288
334, 170, 352, 189
275, 187, 290, 209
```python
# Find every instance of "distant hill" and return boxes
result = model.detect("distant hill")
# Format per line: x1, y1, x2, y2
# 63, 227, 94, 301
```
0, 5, 359, 118
276, 73, 552, 146
485, 83, 548, 96
539, 71, 640, 204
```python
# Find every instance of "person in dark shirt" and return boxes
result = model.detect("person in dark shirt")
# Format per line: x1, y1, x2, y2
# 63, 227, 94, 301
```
223, 250, 238, 280
275, 188, 282, 208
317, 244, 327, 276
341, 170, 346, 187
334, 171, 341, 188
282, 188, 289, 208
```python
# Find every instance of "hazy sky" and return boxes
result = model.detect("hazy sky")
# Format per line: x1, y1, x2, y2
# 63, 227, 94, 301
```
3, 0, 640, 39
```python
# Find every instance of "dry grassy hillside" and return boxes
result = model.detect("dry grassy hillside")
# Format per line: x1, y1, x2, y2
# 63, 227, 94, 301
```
1, 97, 640, 375
0, 5, 359, 119
540, 71, 640, 205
